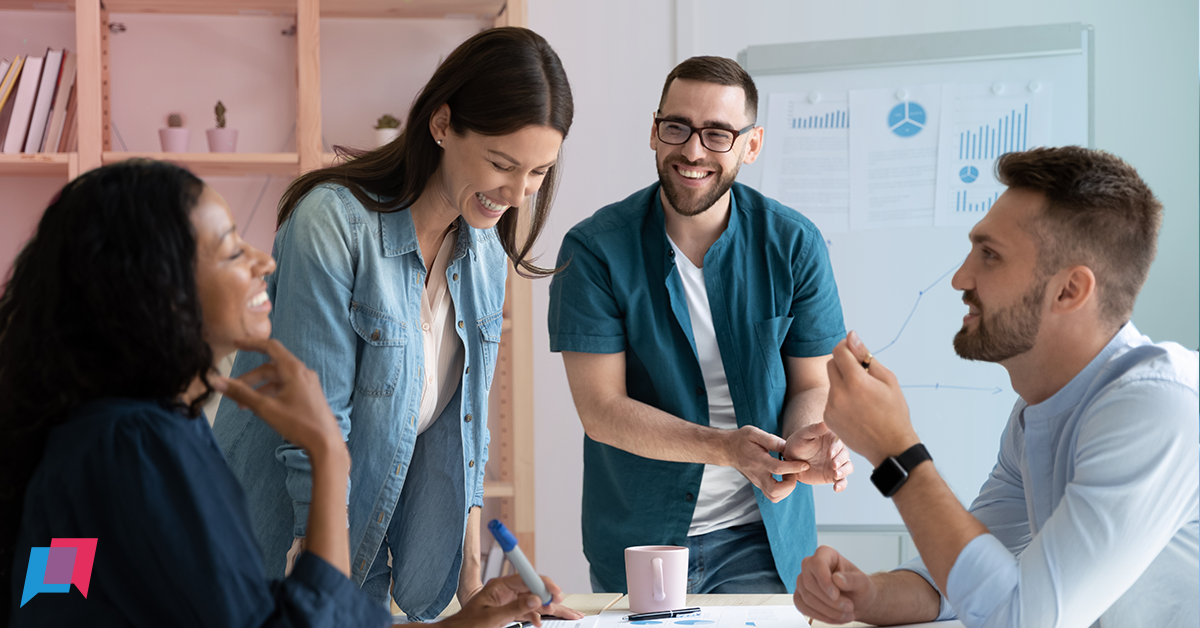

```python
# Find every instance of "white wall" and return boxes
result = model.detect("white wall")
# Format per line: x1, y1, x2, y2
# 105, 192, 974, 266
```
528, 0, 1199, 594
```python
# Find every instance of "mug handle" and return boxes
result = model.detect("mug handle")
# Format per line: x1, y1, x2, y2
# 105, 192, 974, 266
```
652, 557, 665, 601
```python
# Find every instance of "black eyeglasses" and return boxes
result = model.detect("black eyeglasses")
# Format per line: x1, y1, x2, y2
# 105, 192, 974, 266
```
654, 117, 755, 153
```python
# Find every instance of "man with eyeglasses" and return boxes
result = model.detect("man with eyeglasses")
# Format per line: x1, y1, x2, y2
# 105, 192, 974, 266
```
548, 56, 851, 595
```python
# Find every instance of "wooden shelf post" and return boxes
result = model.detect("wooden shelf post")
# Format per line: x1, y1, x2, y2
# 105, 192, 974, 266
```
296, 0, 322, 174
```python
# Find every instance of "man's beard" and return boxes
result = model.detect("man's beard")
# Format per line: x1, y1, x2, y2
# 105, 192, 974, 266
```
657, 156, 739, 217
953, 281, 1046, 362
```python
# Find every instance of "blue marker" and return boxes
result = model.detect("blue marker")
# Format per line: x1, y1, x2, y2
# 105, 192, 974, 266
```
488, 519, 552, 605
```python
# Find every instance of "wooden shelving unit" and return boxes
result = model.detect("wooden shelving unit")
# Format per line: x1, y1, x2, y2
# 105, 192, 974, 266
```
101, 152, 301, 176
0, 153, 75, 176
2, 0, 537, 564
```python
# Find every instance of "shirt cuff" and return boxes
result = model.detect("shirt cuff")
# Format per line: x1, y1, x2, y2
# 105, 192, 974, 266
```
549, 332, 625, 354
893, 557, 957, 621
946, 533, 1019, 626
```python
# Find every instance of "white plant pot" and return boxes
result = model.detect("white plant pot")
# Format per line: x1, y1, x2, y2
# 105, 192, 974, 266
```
375, 127, 401, 147
206, 128, 238, 153
158, 128, 190, 152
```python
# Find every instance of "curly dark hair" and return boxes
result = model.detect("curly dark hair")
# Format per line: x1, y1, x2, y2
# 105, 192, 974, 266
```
277, 26, 574, 277
0, 159, 215, 617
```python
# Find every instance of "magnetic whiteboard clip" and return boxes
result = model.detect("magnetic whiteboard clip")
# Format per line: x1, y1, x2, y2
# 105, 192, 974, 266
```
895, 88, 909, 101
991, 83, 1005, 95
807, 92, 821, 104
1028, 81, 1042, 93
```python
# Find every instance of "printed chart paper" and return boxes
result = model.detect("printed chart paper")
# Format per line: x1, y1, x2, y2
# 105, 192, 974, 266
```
596, 606, 807, 628
848, 85, 943, 230
760, 92, 851, 234
934, 82, 1053, 227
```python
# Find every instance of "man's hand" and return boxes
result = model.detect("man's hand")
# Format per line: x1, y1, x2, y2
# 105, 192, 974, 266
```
783, 422, 853, 491
795, 546, 878, 624
824, 331, 920, 467
725, 425, 811, 502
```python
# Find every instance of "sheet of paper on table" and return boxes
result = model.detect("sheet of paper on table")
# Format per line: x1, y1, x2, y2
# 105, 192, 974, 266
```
597, 606, 807, 628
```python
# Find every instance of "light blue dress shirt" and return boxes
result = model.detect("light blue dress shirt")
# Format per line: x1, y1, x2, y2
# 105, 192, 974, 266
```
899, 323, 1199, 627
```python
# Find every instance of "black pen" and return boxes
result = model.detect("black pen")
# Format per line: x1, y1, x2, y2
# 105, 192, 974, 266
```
623, 607, 701, 621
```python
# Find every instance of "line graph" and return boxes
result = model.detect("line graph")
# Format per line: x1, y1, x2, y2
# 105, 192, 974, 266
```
874, 259, 962, 355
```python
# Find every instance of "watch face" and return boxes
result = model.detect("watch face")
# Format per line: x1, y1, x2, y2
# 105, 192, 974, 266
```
871, 457, 909, 498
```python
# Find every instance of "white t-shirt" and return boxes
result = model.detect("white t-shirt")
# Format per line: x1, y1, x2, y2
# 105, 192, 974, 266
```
667, 236, 762, 537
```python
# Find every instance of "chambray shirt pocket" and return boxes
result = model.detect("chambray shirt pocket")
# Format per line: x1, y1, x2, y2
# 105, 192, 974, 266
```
349, 301, 406, 396
754, 315, 793, 389
477, 310, 504, 391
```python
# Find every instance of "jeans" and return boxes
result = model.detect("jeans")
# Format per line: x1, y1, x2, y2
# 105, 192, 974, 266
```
590, 520, 787, 594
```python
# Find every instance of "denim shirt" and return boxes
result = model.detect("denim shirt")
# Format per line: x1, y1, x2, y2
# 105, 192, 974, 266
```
212, 184, 505, 619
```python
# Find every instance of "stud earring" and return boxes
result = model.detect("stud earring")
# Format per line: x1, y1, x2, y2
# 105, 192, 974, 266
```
436, 139, 443, 146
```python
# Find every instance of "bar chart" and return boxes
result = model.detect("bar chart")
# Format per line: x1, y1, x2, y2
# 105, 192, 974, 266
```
957, 103, 1029, 160
790, 109, 848, 129
955, 190, 1000, 213
935, 88, 1051, 227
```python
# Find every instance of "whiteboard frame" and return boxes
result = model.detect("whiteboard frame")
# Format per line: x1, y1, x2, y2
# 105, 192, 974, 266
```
738, 22, 1094, 147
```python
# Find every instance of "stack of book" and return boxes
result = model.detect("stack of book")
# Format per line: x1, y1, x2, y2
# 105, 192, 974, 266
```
0, 48, 79, 154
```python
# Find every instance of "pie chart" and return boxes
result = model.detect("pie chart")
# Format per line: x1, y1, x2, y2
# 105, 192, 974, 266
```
959, 166, 979, 183
888, 102, 926, 137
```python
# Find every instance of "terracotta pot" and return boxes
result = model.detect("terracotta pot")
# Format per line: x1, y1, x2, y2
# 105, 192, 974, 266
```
206, 128, 238, 153
158, 128, 190, 152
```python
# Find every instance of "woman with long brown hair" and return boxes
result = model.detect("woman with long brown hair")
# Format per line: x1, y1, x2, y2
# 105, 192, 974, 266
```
212, 26, 575, 619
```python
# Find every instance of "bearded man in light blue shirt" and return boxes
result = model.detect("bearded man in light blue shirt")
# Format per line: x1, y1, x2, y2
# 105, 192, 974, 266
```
796, 146, 1199, 627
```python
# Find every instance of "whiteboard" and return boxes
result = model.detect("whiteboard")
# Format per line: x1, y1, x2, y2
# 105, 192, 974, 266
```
736, 24, 1093, 525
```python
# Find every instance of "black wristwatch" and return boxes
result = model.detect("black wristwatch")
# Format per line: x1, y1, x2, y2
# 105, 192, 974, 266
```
870, 443, 932, 498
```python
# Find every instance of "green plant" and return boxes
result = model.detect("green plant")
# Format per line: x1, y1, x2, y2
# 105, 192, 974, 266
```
214, 101, 227, 129
374, 114, 400, 130
167, 113, 183, 128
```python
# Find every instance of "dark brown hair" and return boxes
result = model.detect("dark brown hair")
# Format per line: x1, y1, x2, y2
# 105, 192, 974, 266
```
278, 27, 573, 277
997, 146, 1162, 325
658, 56, 758, 122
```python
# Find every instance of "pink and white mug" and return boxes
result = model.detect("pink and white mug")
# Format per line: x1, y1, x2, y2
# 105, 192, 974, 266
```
625, 545, 688, 614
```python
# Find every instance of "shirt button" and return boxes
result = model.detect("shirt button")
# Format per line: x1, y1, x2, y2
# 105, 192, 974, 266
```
422, 322, 430, 331
371, 329, 380, 341
696, 386, 705, 396
465, 366, 470, 374
458, 321, 464, 329
668, 249, 675, 257
685, 492, 694, 502
465, 414, 473, 422
453, 273, 459, 281
468, 460, 475, 468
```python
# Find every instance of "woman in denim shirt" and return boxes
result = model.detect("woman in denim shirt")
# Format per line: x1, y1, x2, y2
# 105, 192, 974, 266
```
213, 27, 575, 619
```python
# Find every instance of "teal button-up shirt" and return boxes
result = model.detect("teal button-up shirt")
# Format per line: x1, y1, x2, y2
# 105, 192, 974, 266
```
548, 182, 846, 593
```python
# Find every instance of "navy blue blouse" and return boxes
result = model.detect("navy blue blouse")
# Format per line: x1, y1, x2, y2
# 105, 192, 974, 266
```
9, 398, 391, 628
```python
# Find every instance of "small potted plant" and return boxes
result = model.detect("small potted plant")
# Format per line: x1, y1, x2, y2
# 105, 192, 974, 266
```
206, 100, 237, 153
159, 113, 189, 152
374, 114, 401, 147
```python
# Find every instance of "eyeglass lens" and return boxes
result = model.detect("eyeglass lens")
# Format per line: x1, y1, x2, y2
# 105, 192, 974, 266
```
657, 121, 736, 152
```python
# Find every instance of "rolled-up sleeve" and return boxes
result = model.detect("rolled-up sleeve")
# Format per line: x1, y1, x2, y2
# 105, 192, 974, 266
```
268, 186, 361, 537
783, 228, 844, 357
548, 229, 626, 354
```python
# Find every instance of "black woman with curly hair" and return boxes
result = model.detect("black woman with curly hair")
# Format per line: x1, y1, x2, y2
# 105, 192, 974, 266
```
0, 160, 565, 627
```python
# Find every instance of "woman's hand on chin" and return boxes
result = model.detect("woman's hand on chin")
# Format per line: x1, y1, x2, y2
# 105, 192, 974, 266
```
212, 337, 344, 459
